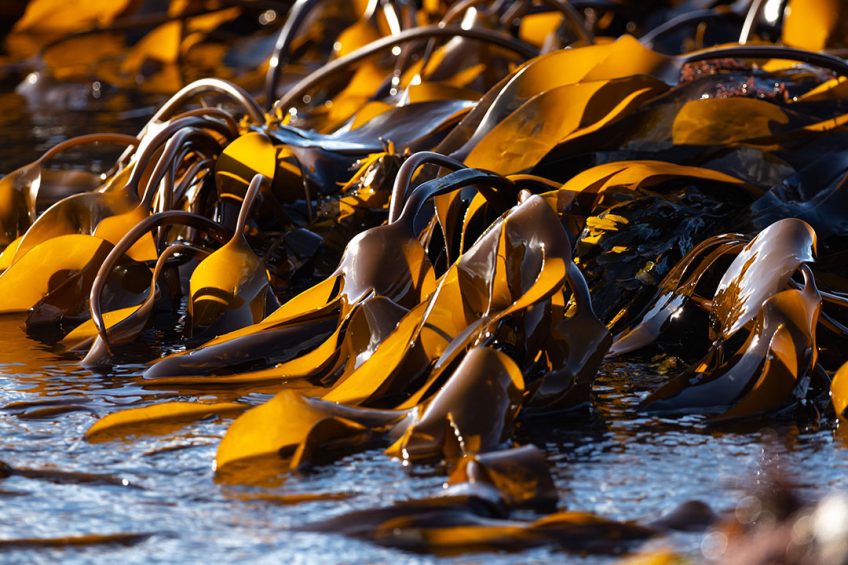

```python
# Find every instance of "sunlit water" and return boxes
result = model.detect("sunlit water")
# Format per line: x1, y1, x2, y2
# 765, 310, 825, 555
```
0, 90, 846, 564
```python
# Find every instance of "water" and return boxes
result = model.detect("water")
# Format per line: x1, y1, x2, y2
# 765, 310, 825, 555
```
0, 90, 846, 564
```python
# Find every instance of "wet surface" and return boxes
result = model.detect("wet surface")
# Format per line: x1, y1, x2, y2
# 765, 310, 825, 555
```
0, 90, 847, 564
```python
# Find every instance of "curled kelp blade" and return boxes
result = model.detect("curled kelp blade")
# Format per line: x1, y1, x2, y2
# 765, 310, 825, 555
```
85, 401, 247, 443
23, 250, 152, 334
643, 265, 821, 420
438, 35, 671, 159
537, 60, 848, 187
322, 193, 572, 407
559, 160, 750, 197
215, 390, 408, 476
144, 292, 408, 391
714, 266, 821, 422
394, 251, 570, 413
609, 233, 748, 356
9, 191, 137, 266
385, 347, 524, 466
526, 260, 612, 413
144, 281, 343, 380
463, 75, 668, 174
711, 218, 817, 341
412, 190, 608, 415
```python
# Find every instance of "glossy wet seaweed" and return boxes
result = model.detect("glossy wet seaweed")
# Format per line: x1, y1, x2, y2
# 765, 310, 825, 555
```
2, 1, 848, 563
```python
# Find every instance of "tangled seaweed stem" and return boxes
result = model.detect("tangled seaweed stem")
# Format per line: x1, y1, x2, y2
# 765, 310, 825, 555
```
152, 78, 264, 126
122, 115, 231, 201
169, 158, 212, 213
167, 107, 241, 139
139, 128, 215, 211
274, 25, 540, 116
89, 212, 234, 353
236, 175, 271, 238
86, 242, 206, 365
388, 151, 466, 223
114, 109, 233, 173
156, 141, 206, 216
395, 167, 518, 228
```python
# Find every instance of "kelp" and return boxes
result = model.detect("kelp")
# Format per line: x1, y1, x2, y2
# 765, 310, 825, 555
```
86, 401, 246, 443
0, 133, 138, 246
831, 360, 848, 421
0, 533, 153, 550
2, 1, 848, 559
64, 242, 211, 366
0, 459, 139, 488
611, 218, 823, 420
303, 506, 655, 554
446, 444, 558, 512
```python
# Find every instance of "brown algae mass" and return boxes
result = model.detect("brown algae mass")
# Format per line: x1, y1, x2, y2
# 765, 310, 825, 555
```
1, 1, 848, 562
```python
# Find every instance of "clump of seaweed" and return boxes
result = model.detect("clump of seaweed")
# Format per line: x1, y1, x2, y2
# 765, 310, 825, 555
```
1, 0, 848, 558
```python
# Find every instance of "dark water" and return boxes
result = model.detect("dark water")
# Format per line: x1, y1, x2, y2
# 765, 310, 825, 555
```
0, 89, 846, 564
